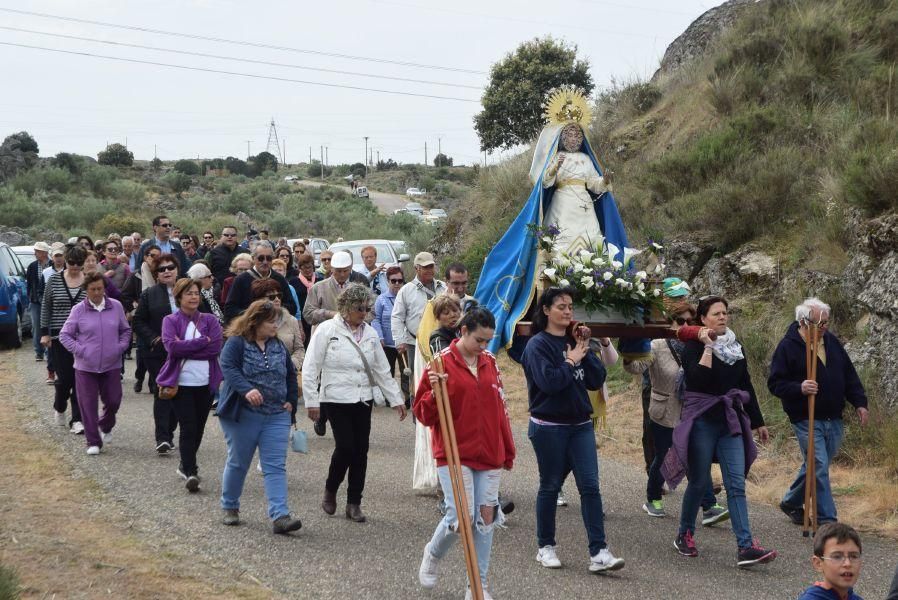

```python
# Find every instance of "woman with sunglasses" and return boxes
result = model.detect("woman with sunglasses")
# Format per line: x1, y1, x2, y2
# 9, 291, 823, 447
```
292, 253, 317, 345
623, 301, 727, 522
157, 278, 223, 493
372, 266, 406, 385
303, 283, 407, 523
251, 279, 304, 371
218, 299, 302, 534
664, 295, 775, 568
41, 245, 88, 433
132, 253, 182, 455
275, 247, 297, 278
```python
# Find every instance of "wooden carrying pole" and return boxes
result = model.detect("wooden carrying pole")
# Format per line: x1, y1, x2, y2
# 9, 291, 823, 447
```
802, 323, 820, 537
432, 356, 484, 600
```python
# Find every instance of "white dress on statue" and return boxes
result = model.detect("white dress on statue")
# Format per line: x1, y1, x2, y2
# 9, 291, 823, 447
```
542, 151, 610, 254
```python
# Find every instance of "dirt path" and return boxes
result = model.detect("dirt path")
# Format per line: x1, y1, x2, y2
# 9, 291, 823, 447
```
293, 179, 408, 215
0, 356, 271, 600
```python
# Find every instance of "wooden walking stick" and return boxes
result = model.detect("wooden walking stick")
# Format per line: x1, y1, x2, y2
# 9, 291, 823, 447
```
802, 322, 820, 537
431, 355, 484, 600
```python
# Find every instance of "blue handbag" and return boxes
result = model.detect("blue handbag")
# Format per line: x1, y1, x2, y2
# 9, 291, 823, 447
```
290, 427, 308, 454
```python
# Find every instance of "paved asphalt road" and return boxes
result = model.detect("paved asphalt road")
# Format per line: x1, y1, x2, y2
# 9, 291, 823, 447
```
294, 179, 408, 215
14, 347, 897, 599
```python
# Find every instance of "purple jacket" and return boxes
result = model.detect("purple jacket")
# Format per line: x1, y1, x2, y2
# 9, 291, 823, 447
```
157, 309, 223, 391
59, 298, 131, 373
661, 388, 757, 489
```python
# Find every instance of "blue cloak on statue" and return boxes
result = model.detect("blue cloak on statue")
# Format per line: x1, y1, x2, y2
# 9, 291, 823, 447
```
474, 124, 629, 354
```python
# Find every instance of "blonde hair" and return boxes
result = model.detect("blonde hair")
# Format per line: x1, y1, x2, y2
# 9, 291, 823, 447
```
432, 294, 461, 320
230, 252, 252, 273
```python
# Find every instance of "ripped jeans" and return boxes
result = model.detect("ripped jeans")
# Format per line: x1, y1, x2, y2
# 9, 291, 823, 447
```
428, 465, 504, 586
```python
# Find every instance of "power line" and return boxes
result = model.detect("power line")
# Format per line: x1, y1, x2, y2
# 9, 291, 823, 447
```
0, 7, 487, 75
0, 41, 481, 103
0, 26, 483, 90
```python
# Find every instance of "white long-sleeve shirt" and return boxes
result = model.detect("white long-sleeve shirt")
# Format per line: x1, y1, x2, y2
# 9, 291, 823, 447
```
389, 277, 447, 347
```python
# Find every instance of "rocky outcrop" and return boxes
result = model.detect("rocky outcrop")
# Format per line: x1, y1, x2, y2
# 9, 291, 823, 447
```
688, 243, 779, 298
652, 0, 759, 83
0, 135, 39, 181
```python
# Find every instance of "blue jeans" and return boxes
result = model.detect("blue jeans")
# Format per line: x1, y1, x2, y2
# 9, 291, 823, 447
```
220, 409, 292, 520
648, 421, 718, 509
528, 421, 606, 556
782, 418, 844, 523
428, 466, 504, 586
678, 417, 753, 548
29, 302, 43, 358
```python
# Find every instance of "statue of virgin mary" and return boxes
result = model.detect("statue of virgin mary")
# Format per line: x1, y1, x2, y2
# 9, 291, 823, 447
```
474, 86, 629, 354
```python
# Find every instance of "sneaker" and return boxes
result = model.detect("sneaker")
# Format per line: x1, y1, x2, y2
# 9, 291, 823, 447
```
779, 501, 804, 525
185, 475, 200, 493
557, 489, 568, 507
702, 504, 730, 526
272, 514, 302, 534
536, 545, 562, 568
156, 441, 173, 455
501, 499, 515, 516
737, 541, 777, 568
133, 380, 143, 393
86, 445, 101, 455
100, 430, 112, 445
589, 548, 625, 572
35, 354, 44, 362
418, 543, 440, 589
70, 421, 84, 435
222, 509, 240, 526
464, 587, 494, 600
643, 500, 665, 518
675, 531, 698, 557
46, 375, 55, 385
176, 466, 188, 481
53, 410, 66, 426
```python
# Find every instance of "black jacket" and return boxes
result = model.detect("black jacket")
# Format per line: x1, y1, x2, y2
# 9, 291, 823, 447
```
682, 340, 765, 429
120, 272, 143, 315
288, 276, 312, 345
134, 239, 189, 278
223, 269, 297, 323
132, 283, 173, 359
208, 243, 244, 285
26, 259, 49, 304
767, 322, 867, 424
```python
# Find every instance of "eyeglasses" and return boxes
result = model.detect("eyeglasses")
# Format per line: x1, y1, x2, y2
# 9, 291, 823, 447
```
256, 255, 273, 262
157, 264, 177, 272
158, 223, 172, 228
105, 247, 120, 254
351, 304, 371, 313
203, 236, 213, 240
819, 553, 862, 564
389, 278, 404, 284
266, 293, 282, 301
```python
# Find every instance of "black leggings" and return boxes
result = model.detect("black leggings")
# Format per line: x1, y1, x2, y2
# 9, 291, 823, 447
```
324, 401, 373, 505
50, 339, 81, 425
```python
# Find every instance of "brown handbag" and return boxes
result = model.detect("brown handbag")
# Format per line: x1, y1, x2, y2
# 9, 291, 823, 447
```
158, 357, 187, 400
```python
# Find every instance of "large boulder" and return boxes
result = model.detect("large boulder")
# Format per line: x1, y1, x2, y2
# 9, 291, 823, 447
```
691, 243, 778, 297
0, 135, 39, 181
0, 230, 28, 246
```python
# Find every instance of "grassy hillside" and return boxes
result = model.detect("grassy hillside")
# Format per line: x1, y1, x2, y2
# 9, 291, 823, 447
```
0, 160, 433, 250
442, 0, 898, 473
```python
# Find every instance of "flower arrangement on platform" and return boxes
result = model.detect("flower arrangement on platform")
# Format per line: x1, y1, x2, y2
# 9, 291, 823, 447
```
527, 222, 561, 253
541, 236, 666, 323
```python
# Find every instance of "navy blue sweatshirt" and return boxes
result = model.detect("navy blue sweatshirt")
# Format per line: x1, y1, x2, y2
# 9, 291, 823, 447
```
522, 331, 606, 424
768, 322, 867, 424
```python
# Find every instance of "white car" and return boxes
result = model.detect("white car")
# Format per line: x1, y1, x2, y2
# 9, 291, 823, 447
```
287, 237, 330, 267
355, 186, 369, 198
406, 187, 427, 198
427, 209, 447, 220
404, 202, 424, 217
284, 175, 298, 182
327, 239, 410, 269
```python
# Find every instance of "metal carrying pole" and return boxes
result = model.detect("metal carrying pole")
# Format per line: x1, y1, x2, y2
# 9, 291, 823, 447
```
431, 355, 483, 599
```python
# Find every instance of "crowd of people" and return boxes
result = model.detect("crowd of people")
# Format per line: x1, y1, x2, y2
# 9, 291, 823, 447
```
19, 215, 896, 600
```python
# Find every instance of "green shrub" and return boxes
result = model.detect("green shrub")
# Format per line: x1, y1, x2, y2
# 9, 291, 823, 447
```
0, 563, 20, 600
107, 179, 146, 203
173, 159, 201, 176
842, 147, 898, 213
94, 214, 146, 238
53, 205, 80, 230
81, 166, 119, 196
162, 172, 191, 196
2, 195, 42, 227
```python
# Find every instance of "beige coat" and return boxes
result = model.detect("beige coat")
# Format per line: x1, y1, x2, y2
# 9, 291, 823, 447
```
276, 308, 305, 371
623, 339, 683, 428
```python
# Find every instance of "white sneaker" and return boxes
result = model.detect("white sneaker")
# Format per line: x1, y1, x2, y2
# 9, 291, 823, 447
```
70, 421, 84, 435
557, 489, 568, 507
589, 548, 625, 572
101, 430, 112, 445
465, 586, 494, 600
418, 543, 440, 589
53, 411, 66, 426
536, 545, 562, 568
86, 446, 101, 455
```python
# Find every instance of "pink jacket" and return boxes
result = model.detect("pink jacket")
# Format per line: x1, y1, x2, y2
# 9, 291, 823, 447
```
59, 298, 131, 373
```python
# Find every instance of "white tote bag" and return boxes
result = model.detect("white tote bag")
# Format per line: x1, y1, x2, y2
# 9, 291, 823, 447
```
411, 342, 439, 490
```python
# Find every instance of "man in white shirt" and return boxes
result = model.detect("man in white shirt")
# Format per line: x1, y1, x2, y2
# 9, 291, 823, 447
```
391, 252, 446, 405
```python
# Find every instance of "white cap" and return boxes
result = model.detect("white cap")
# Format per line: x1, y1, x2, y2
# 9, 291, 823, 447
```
50, 243, 66, 257
33, 242, 51, 252
331, 251, 353, 269
187, 263, 212, 280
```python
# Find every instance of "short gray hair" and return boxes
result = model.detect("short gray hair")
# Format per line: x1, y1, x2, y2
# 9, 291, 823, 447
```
795, 297, 831, 322
121, 235, 134, 244
336, 283, 373, 318
251, 240, 274, 256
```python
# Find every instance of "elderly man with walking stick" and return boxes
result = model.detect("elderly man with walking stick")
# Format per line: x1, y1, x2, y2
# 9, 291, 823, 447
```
767, 297, 868, 529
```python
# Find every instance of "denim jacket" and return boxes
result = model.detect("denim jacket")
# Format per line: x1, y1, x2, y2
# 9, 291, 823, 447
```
218, 335, 298, 422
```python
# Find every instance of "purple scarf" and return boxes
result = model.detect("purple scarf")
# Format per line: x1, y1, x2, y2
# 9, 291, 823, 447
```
661, 388, 757, 490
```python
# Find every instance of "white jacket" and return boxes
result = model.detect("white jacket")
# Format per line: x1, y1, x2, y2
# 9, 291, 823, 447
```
390, 277, 447, 346
302, 314, 403, 409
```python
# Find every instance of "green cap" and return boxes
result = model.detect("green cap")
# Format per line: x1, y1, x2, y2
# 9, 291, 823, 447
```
663, 277, 690, 298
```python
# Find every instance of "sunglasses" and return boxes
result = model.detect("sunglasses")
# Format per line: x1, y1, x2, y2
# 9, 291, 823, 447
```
351, 304, 371, 313
203, 236, 213, 240
389, 278, 404, 284
66, 260, 84, 267
266, 293, 282, 301
672, 317, 689, 326
157, 264, 177, 272
256, 255, 273, 262
158, 223, 173, 228
222, 232, 237, 237
105, 247, 120, 253
321, 258, 332, 263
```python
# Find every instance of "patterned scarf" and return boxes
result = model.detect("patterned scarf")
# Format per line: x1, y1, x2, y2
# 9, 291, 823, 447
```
709, 328, 744, 365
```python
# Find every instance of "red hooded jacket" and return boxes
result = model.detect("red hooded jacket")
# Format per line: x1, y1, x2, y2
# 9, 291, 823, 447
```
414, 340, 516, 471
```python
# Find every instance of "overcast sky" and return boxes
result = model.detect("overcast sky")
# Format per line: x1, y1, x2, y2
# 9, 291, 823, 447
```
1, 0, 715, 166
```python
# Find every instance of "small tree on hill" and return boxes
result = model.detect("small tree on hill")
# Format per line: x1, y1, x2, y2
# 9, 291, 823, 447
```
8, 131, 38, 154
52, 152, 84, 175
163, 172, 191, 198
173, 159, 201, 176
253, 151, 279, 173
433, 153, 453, 167
349, 162, 367, 178
376, 158, 399, 171
98, 143, 134, 167
474, 37, 593, 151
150, 157, 163, 171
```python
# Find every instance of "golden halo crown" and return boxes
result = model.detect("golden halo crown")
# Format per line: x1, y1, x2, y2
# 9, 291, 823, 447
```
542, 86, 593, 127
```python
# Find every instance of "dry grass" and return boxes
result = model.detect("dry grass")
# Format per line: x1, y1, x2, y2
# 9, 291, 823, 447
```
0, 356, 273, 600
497, 351, 898, 539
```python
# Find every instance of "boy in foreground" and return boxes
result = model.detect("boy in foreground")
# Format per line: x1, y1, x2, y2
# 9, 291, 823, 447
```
798, 522, 863, 600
